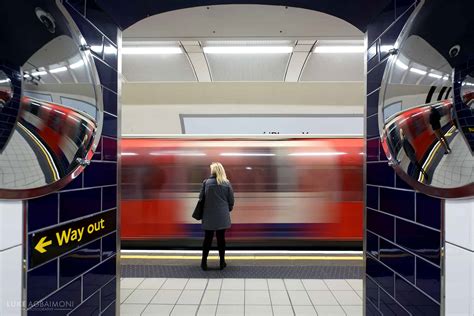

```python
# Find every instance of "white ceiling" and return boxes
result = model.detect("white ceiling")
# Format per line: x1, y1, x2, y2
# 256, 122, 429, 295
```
122, 5, 365, 83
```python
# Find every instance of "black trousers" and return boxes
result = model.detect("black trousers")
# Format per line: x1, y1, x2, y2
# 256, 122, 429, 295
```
202, 229, 226, 263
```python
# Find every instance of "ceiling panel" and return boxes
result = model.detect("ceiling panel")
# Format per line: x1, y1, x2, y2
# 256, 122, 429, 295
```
300, 52, 364, 82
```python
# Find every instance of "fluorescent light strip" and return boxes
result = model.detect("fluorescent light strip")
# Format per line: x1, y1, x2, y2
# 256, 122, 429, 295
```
31, 70, 47, 76
49, 66, 68, 74
150, 151, 206, 156
314, 46, 364, 53
203, 46, 293, 54
122, 152, 138, 156
442, 75, 449, 81
289, 152, 347, 156
69, 60, 84, 69
428, 73, 442, 79
121, 249, 363, 255
395, 60, 409, 70
220, 153, 275, 157
0, 79, 10, 84
409, 67, 427, 75
122, 46, 182, 55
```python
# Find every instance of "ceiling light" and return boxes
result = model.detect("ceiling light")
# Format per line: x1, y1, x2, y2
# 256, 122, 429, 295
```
409, 67, 427, 75
203, 46, 293, 54
0, 79, 10, 84
49, 66, 68, 74
31, 70, 47, 76
219, 153, 275, 156
122, 47, 182, 54
122, 152, 138, 156
69, 60, 84, 69
289, 152, 346, 156
395, 60, 409, 70
313, 46, 364, 53
428, 73, 442, 79
442, 76, 449, 81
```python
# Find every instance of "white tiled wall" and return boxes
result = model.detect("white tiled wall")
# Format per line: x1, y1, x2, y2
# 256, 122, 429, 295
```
446, 198, 474, 315
0, 201, 22, 316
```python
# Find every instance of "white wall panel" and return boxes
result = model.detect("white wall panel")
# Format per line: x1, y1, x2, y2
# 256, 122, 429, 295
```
446, 243, 473, 316
0, 246, 22, 316
445, 198, 474, 250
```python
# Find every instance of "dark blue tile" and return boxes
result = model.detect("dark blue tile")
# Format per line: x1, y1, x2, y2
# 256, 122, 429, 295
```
59, 240, 101, 286
84, 162, 117, 187
379, 139, 388, 160
85, 2, 118, 45
60, 172, 83, 191
367, 162, 395, 187
101, 301, 115, 316
103, 39, 118, 69
103, 137, 117, 161
367, 42, 377, 61
95, 58, 118, 93
366, 298, 382, 315
395, 0, 415, 18
367, 1, 396, 45
379, 7, 413, 60
69, 290, 100, 316
367, 208, 394, 241
396, 219, 441, 266
367, 90, 380, 117
103, 186, 117, 210
102, 232, 117, 260
395, 173, 412, 189
379, 238, 414, 283
66, 4, 104, 58
83, 256, 116, 298
367, 137, 380, 161
366, 276, 379, 306
101, 278, 116, 312
102, 87, 117, 115
395, 275, 440, 315
367, 185, 379, 209
367, 231, 379, 258
29, 278, 81, 315
27, 194, 58, 232
66, 0, 86, 15
367, 60, 388, 95
92, 137, 102, 161
379, 188, 414, 220
103, 112, 117, 138
60, 188, 102, 222
379, 289, 410, 315
27, 260, 58, 304
367, 255, 394, 295
367, 114, 380, 139
416, 258, 441, 302
416, 193, 441, 230
367, 52, 380, 72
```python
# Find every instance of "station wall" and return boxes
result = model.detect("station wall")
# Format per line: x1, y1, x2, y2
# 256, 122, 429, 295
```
365, 0, 444, 315
122, 82, 364, 134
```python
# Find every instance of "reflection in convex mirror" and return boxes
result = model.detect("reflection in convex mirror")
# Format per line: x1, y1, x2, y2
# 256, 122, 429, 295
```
379, 0, 474, 198
0, 2, 102, 198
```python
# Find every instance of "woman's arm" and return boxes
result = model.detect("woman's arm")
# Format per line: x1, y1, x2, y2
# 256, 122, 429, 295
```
228, 183, 235, 211
198, 180, 206, 201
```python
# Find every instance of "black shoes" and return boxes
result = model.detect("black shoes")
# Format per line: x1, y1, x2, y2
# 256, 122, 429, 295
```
220, 261, 227, 270
201, 261, 208, 271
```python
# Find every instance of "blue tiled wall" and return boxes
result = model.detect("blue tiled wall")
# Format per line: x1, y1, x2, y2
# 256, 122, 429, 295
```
25, 1, 119, 314
365, 1, 444, 315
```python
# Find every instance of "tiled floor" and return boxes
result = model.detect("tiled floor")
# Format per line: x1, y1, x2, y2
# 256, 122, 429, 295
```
120, 278, 363, 315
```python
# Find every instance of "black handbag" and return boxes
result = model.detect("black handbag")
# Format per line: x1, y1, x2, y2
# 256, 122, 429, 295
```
192, 180, 206, 220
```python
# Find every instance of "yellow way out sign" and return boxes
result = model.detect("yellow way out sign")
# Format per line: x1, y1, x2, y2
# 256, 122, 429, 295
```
30, 210, 116, 269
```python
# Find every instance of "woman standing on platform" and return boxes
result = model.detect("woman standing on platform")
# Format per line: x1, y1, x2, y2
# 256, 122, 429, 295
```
199, 162, 234, 270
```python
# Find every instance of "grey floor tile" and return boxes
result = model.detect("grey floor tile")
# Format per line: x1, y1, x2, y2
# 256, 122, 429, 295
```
307, 291, 339, 306
332, 291, 362, 305
186, 278, 208, 290
245, 279, 268, 290
120, 289, 133, 303
293, 305, 317, 316
288, 290, 312, 306
245, 290, 271, 305
272, 305, 295, 316
219, 290, 245, 305
138, 278, 167, 290
161, 278, 189, 290
171, 305, 199, 315
268, 279, 286, 290
216, 304, 245, 316
324, 280, 352, 291
120, 304, 147, 316
342, 305, 363, 316
270, 290, 291, 305
202, 290, 220, 305
302, 279, 329, 291
315, 305, 346, 315
284, 279, 305, 290
346, 279, 363, 291
245, 305, 273, 316
151, 289, 182, 304
141, 304, 174, 316
197, 304, 217, 316
222, 279, 245, 290
123, 289, 157, 304
121, 278, 145, 289
177, 289, 204, 305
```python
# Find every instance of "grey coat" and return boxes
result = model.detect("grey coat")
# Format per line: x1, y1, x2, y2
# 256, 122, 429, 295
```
199, 176, 234, 231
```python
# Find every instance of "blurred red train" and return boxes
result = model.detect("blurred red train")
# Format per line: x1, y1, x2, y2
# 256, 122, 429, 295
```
121, 137, 363, 249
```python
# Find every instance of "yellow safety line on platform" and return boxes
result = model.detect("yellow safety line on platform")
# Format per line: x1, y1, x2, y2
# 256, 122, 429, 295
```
121, 255, 363, 260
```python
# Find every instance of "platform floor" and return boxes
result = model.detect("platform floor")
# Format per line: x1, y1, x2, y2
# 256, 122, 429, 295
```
120, 278, 363, 316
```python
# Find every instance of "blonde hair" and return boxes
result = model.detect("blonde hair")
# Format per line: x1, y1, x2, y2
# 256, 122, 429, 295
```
210, 162, 228, 185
